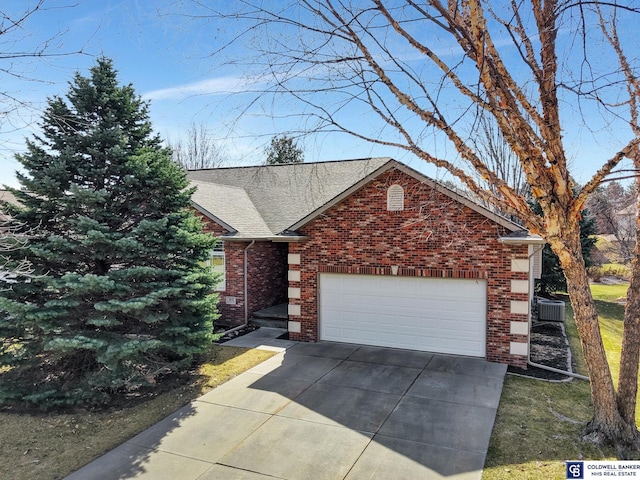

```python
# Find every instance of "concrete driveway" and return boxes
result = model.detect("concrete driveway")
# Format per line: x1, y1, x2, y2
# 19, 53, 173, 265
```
66, 328, 506, 480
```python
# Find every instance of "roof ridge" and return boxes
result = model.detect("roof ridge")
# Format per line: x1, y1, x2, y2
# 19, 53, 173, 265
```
187, 157, 392, 172
189, 179, 247, 191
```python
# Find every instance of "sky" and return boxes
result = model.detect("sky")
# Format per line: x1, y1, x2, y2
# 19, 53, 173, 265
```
2, 0, 420, 188
1, 1, 637, 190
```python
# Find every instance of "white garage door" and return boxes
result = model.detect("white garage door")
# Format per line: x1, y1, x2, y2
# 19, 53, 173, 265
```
319, 273, 487, 357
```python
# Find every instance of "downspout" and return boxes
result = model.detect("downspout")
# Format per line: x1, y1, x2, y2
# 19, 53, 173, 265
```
525, 244, 589, 381
220, 240, 255, 336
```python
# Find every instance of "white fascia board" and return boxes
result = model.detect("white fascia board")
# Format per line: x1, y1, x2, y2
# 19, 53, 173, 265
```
498, 234, 546, 245
219, 235, 309, 243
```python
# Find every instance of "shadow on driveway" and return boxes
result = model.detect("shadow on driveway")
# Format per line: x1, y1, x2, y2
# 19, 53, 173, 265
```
66, 335, 506, 480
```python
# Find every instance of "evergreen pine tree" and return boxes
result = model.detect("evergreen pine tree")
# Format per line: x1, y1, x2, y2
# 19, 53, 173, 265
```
532, 200, 598, 294
265, 135, 304, 164
0, 58, 219, 407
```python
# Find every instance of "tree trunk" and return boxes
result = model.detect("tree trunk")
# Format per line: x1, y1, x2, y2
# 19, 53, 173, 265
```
617, 182, 640, 427
551, 230, 640, 455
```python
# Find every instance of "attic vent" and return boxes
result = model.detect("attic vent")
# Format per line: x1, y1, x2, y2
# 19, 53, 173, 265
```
387, 185, 404, 211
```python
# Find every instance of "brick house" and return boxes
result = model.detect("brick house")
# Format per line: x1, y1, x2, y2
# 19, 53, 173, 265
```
188, 158, 543, 367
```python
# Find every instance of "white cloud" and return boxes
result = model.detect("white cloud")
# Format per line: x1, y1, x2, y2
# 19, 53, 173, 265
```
143, 75, 263, 101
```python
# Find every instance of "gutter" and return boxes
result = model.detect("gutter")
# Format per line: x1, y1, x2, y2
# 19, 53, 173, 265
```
499, 235, 589, 381
219, 235, 308, 243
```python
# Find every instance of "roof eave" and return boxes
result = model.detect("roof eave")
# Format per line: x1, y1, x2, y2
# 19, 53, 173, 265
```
287, 159, 524, 232
191, 202, 237, 234
498, 234, 546, 245
219, 234, 309, 243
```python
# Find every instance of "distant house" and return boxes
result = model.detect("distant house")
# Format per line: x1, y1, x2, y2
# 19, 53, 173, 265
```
615, 203, 636, 237
186, 158, 541, 368
0, 189, 20, 221
602, 204, 637, 264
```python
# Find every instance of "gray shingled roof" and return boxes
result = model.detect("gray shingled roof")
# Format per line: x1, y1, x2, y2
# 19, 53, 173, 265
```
188, 157, 523, 239
0, 190, 19, 208
190, 181, 273, 238
0, 190, 20, 221
188, 158, 393, 238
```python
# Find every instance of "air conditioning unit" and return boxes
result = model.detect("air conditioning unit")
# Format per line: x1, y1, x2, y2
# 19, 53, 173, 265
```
537, 299, 566, 322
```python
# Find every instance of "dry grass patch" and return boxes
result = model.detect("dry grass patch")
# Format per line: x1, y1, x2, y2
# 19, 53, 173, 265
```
0, 345, 275, 480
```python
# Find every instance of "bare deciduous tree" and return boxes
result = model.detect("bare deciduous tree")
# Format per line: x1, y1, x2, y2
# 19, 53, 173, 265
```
167, 122, 226, 170
178, 1, 640, 452
472, 116, 528, 200
598, 7, 640, 444
587, 182, 635, 263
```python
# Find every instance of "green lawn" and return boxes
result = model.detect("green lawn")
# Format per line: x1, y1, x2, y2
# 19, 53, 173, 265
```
590, 283, 629, 303
592, 283, 636, 427
483, 283, 631, 479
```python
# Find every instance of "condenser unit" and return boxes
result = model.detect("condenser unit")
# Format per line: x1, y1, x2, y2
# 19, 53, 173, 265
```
537, 299, 566, 322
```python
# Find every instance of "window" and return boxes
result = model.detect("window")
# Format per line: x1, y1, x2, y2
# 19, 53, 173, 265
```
206, 241, 226, 291
387, 184, 404, 211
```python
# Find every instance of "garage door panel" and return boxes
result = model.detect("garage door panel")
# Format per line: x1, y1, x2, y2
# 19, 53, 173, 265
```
319, 274, 486, 357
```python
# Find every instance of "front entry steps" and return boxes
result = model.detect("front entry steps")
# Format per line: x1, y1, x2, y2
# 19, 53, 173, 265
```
249, 303, 288, 329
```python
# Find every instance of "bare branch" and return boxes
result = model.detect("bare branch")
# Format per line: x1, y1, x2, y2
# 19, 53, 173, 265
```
167, 122, 227, 170
0, 1, 88, 142
0, 214, 35, 287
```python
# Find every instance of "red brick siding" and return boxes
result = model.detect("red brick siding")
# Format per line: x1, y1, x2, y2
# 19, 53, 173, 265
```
196, 211, 288, 327
287, 169, 529, 367
246, 242, 288, 316
218, 242, 249, 325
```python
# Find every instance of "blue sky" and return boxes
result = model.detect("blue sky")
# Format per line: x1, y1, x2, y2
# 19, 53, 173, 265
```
1, 1, 636, 189
1, 0, 420, 188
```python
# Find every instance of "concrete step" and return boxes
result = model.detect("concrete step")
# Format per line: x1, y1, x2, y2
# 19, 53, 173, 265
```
252, 303, 288, 320
249, 317, 288, 329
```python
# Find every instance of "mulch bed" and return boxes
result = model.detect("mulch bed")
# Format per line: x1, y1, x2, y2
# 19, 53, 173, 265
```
507, 320, 575, 381
213, 324, 260, 344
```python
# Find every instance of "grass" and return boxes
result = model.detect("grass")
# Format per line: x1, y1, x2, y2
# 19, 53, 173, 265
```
590, 282, 629, 302
483, 282, 631, 479
0, 344, 275, 480
589, 263, 632, 281
583, 284, 627, 379
601, 263, 632, 278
